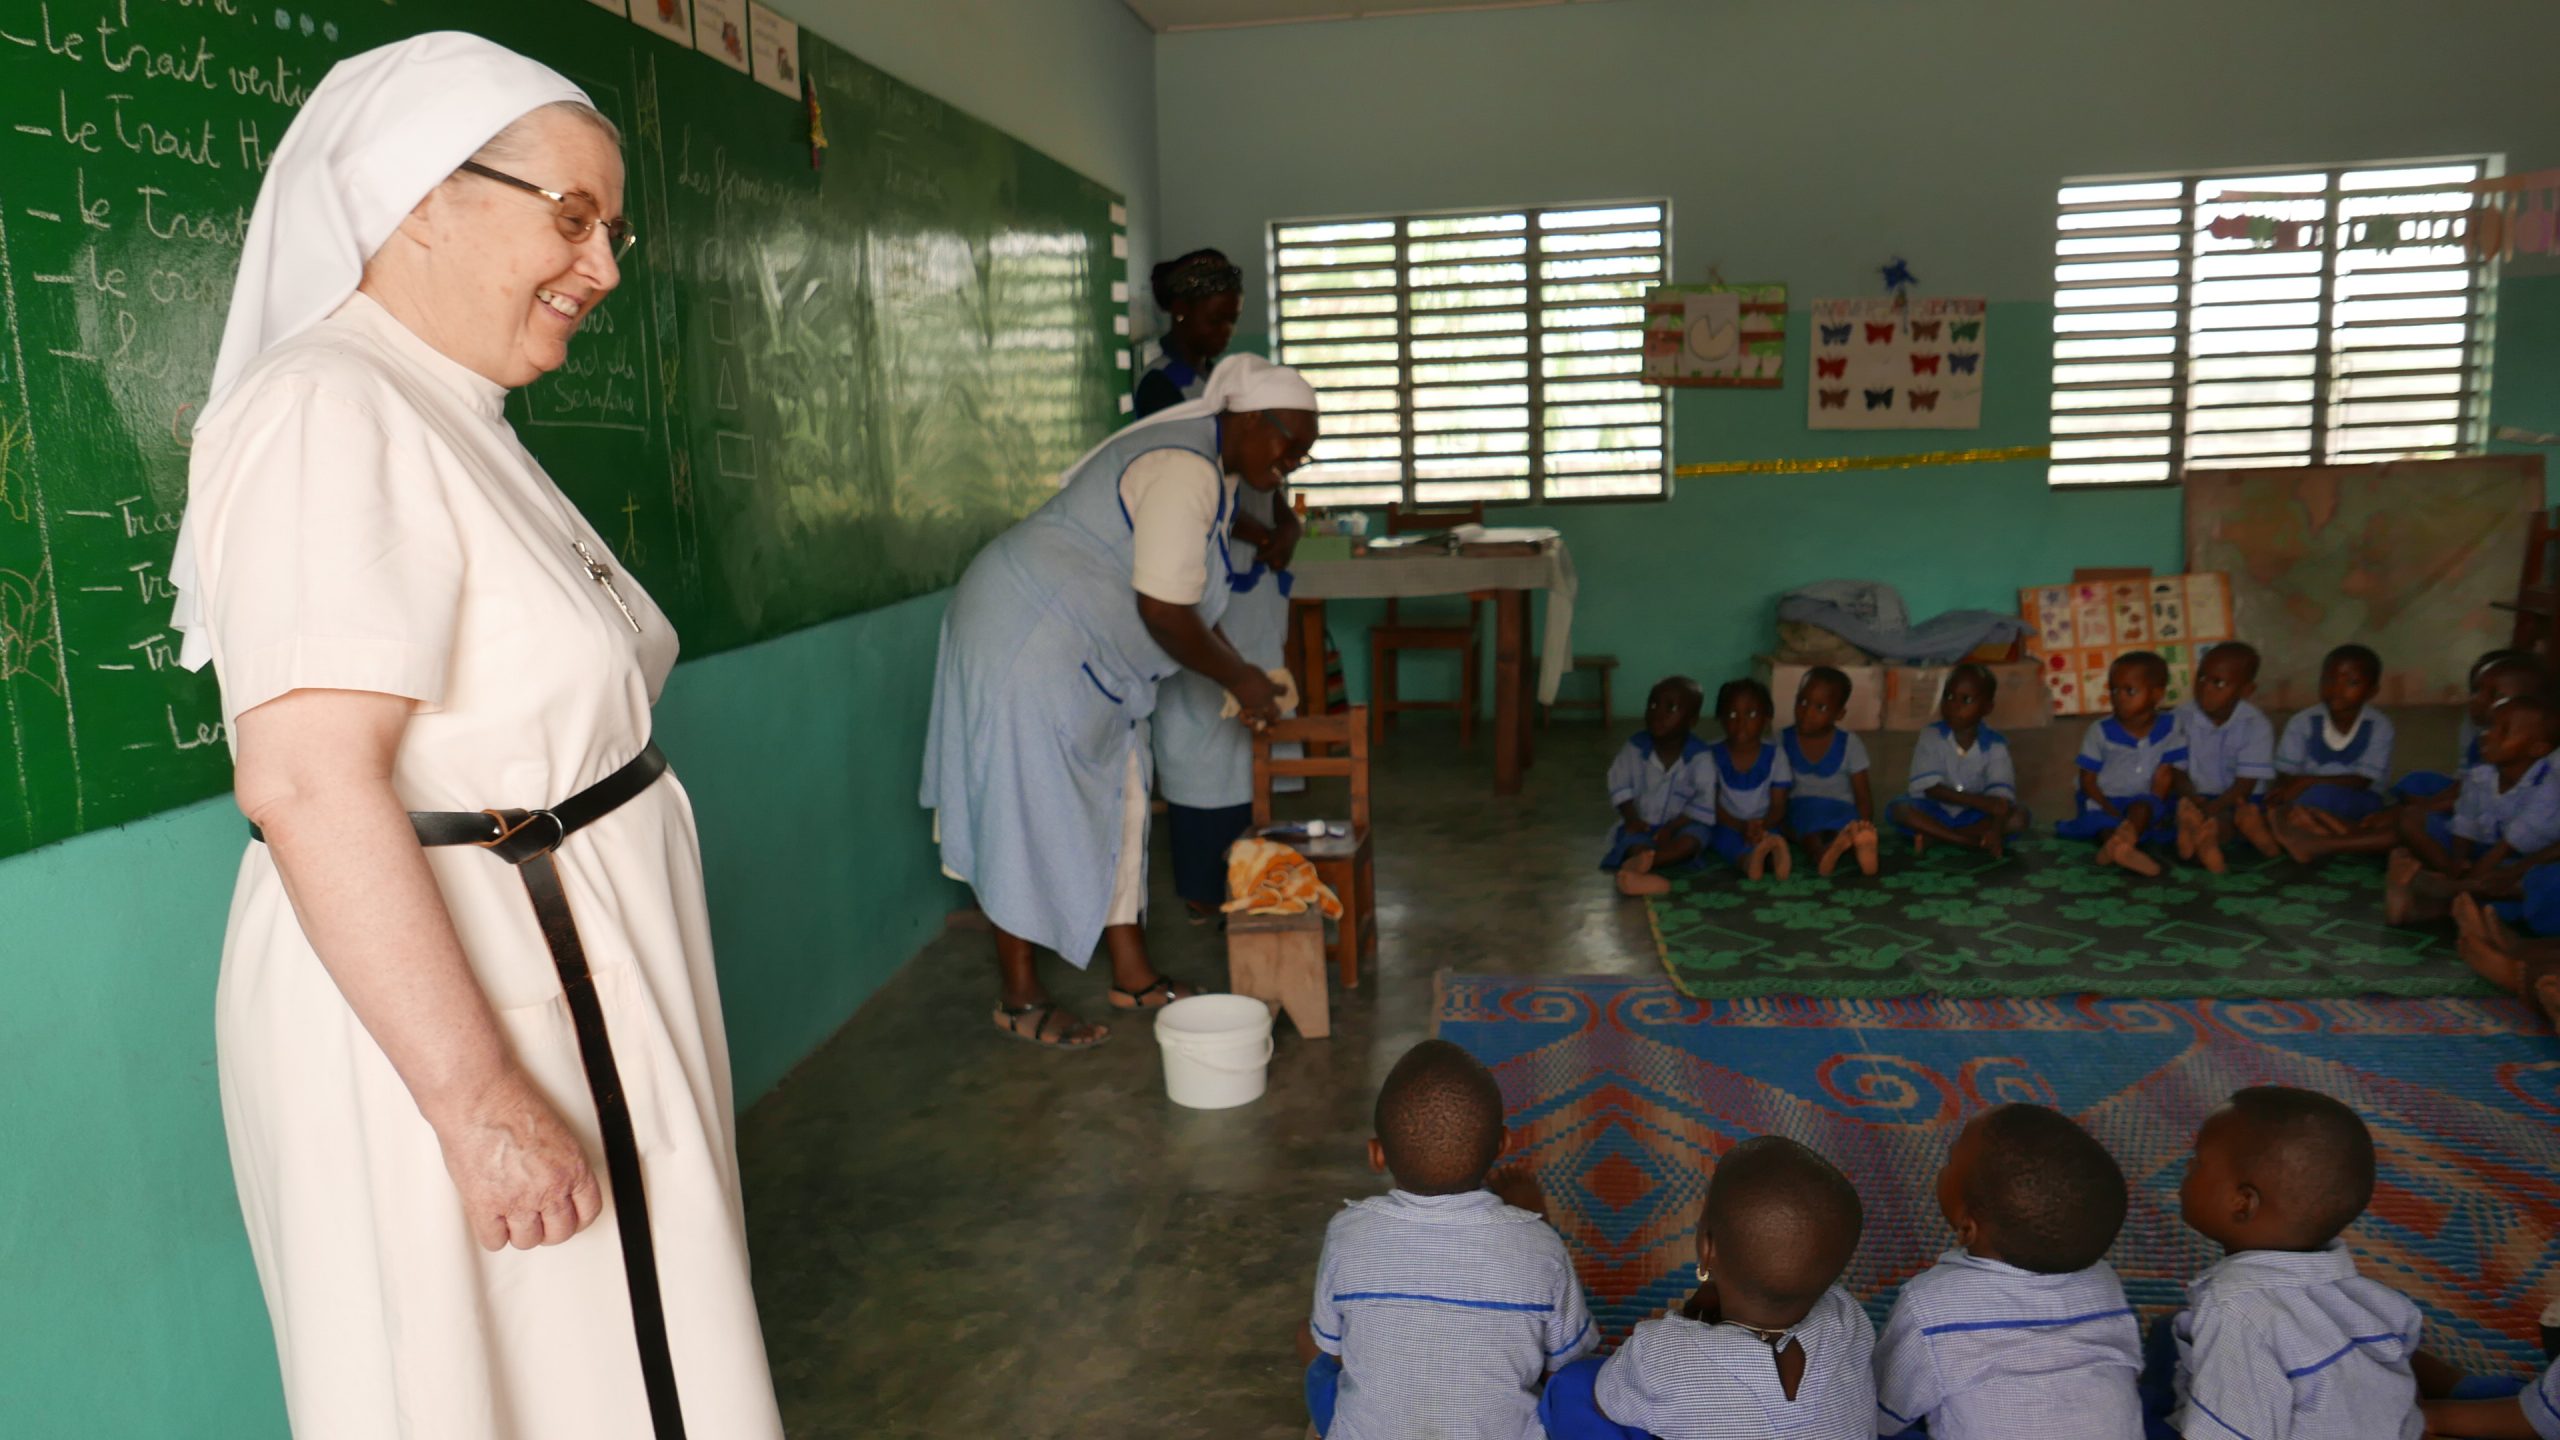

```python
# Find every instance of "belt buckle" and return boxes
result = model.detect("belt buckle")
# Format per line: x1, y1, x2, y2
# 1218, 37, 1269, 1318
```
476, 807, 567, 863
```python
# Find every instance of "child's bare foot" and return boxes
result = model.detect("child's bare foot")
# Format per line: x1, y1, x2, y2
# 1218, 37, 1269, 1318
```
1983, 827, 2006, 861
1817, 830, 1854, 877
1624, 848, 1656, 876
2093, 829, 2121, 867
2385, 849, 2423, 926
1616, 868, 1672, 896
2451, 894, 2524, 990
2110, 839, 2163, 877
2233, 802, 2281, 858
2273, 814, 2318, 866
2530, 965, 2560, 1029
1852, 822, 1880, 876
2195, 814, 2228, 874
1745, 835, 1770, 881
1768, 835, 1794, 880
2176, 799, 2202, 861
2300, 808, 2350, 836
1912, 835, 1928, 858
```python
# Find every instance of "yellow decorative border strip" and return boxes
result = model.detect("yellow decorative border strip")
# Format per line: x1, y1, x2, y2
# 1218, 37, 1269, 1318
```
1674, 444, 2050, 478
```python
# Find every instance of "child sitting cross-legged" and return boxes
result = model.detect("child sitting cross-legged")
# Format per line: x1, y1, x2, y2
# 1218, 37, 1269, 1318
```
1874, 1103, 2144, 1440
2395, 649, 2547, 810
1299, 1039, 1596, 1439
2381, 689, 2560, 926
2268, 643, 2397, 856
1778, 666, 1881, 877
2168, 1086, 2423, 1440
1706, 679, 1794, 881
1602, 676, 1718, 898
2171, 641, 2282, 873
2054, 650, 2185, 877
1538, 1136, 1875, 1440
1890, 663, 2029, 858
2413, 1339, 2560, 1438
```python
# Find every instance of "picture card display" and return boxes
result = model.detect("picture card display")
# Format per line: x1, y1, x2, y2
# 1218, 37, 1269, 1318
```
1641, 283, 1787, 387
693, 0, 752, 71
749, 2, 801, 96
2019, 573, 2236, 715
1808, 297, 1987, 430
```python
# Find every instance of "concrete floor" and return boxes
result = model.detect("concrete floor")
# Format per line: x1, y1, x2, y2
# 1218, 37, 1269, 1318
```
736, 702, 2461, 1438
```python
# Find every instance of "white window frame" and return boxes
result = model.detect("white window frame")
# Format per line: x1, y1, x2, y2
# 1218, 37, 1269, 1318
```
2048, 156, 2498, 487
1267, 200, 1673, 508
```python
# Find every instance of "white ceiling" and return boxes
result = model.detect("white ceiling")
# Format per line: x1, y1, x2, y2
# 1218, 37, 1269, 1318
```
1123, 0, 1618, 34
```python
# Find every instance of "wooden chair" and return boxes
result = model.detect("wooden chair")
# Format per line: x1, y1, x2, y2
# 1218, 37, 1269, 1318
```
1540, 654, 1620, 729
1250, 706, 1376, 989
2505, 507, 2560, 669
1370, 502, 1486, 746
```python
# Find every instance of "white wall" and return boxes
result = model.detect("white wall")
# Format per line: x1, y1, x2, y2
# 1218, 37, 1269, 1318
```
1157, 0, 2560, 333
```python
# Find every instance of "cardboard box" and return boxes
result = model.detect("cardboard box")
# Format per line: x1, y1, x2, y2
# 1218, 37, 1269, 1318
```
1880, 661, 2053, 731
2019, 573, 2237, 715
1757, 657, 1884, 733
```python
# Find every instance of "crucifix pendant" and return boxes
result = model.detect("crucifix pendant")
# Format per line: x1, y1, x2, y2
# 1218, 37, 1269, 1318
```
574, 540, 643, 633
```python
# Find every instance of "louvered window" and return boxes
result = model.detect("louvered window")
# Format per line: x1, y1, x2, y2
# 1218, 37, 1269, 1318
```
1269, 202, 1671, 506
2049, 159, 2495, 486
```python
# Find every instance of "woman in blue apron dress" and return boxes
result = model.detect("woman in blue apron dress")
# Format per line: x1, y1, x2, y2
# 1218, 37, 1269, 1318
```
1139, 250, 1307, 919
922, 355, 1321, 1049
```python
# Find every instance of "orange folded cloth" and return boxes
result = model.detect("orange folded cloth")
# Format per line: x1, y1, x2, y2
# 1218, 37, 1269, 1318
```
1221, 837, 1344, 918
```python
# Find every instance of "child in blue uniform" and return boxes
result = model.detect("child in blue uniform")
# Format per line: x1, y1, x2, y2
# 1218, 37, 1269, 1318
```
1300, 1040, 1596, 1438
2396, 650, 2544, 806
1539, 1137, 1874, 1440
1708, 679, 1793, 880
1891, 663, 2027, 858
1875, 1104, 2144, 1440
2169, 1087, 2422, 1440
1604, 677, 1718, 898
2171, 642, 2280, 873
2269, 644, 2395, 839
2055, 650, 2185, 877
2383, 690, 2560, 926
1778, 666, 1880, 877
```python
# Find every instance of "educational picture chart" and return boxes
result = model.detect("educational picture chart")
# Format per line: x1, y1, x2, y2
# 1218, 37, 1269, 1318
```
0, 0, 1124, 859
1640, 283, 1786, 387
1807, 296, 1987, 430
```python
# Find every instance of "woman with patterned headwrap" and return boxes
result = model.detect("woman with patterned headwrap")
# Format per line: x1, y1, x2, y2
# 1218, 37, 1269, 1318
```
1141, 249, 1308, 921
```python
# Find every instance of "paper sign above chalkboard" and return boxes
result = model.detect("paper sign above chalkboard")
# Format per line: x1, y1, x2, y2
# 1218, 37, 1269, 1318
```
748, 3, 800, 97
694, 0, 752, 72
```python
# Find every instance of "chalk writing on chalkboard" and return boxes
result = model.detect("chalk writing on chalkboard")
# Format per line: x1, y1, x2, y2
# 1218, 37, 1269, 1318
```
0, 0, 1127, 859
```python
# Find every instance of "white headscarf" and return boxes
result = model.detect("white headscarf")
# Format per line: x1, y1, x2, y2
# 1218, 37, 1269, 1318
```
1058, 353, 1320, 484
168, 31, 592, 671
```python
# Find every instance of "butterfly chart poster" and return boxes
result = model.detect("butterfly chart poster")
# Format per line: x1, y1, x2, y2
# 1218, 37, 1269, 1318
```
1642, 284, 1787, 387
1807, 297, 1987, 430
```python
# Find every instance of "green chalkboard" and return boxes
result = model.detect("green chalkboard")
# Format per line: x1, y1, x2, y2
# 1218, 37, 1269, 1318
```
0, 0, 1128, 857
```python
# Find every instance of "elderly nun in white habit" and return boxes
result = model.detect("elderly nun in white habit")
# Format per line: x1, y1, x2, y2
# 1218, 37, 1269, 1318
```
168, 31, 781, 1437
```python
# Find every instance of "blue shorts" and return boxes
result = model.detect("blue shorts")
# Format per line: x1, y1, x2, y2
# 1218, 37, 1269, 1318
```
2289, 782, 2386, 823
1537, 1357, 1652, 1440
1890, 795, 2014, 833
2055, 792, 2176, 846
1782, 794, 1863, 839
1306, 1354, 1341, 1435
1600, 820, 1712, 872
2394, 770, 2458, 803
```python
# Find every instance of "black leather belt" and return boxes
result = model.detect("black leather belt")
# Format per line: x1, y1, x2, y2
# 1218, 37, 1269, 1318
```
253, 742, 686, 1439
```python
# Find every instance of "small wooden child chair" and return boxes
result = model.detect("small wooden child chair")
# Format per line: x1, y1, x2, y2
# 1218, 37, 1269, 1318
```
1249, 705, 1376, 988
1369, 502, 1487, 746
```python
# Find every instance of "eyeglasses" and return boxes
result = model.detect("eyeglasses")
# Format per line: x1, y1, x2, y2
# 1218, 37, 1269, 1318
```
457, 160, 636, 259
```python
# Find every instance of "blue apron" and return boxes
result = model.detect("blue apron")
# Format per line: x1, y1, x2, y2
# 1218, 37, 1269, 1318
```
920, 416, 1234, 965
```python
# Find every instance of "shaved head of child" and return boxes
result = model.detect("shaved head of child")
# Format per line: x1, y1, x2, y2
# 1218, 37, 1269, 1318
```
1701, 1136, 1864, 1321
2179, 1086, 2376, 1254
1939, 1103, 2128, 1274
1369, 1040, 1507, 1196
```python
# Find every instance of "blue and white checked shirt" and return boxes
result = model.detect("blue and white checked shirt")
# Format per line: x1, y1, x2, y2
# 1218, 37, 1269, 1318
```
2274, 707, 2396, 786
2077, 714, 2188, 800
1309, 1189, 1596, 1440
2451, 756, 2560, 856
2171, 1244, 2421, 1440
2175, 700, 2277, 798
1781, 728, 1871, 806
1608, 731, 1719, 828
1907, 724, 2017, 801
1594, 1285, 1876, 1440
1872, 1248, 2143, 1440
1711, 739, 1793, 823
2527, 1356, 2560, 1440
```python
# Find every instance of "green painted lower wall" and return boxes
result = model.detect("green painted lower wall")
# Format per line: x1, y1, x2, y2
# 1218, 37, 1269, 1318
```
1309, 274, 2560, 714
0, 593, 963, 1437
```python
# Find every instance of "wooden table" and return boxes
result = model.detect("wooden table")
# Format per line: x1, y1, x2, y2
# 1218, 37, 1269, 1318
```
1282, 542, 1578, 797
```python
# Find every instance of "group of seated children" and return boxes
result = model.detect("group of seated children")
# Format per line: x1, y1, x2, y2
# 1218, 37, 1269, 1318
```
1603, 665, 2022, 898
1304, 1041, 2556, 1440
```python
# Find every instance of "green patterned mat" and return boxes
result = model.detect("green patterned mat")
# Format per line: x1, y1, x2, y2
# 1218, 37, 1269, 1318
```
1647, 835, 2500, 999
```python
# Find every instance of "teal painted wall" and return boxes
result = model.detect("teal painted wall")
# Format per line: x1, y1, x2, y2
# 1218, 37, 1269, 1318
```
0, 1, 1153, 1433
1157, 0, 2560, 704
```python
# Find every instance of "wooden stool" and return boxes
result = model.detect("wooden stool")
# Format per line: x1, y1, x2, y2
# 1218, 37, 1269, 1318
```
1541, 654, 1619, 728
1227, 910, 1329, 1039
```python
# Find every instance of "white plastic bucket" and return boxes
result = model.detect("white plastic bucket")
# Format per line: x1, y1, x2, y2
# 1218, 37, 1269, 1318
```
1154, 994, 1276, 1110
